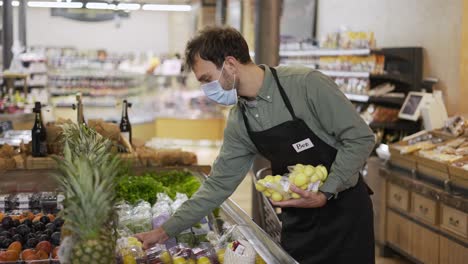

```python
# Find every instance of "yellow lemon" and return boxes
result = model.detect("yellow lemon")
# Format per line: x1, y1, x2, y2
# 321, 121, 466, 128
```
264, 175, 274, 182
160, 251, 172, 264
294, 173, 309, 186
318, 166, 328, 180
304, 166, 315, 177
271, 192, 283, 202
289, 172, 297, 183
197, 256, 212, 264
294, 164, 305, 173
291, 193, 301, 199
173, 257, 188, 264
274, 175, 282, 182
123, 255, 137, 264
264, 190, 272, 197
255, 183, 266, 192
310, 174, 320, 183
216, 248, 225, 264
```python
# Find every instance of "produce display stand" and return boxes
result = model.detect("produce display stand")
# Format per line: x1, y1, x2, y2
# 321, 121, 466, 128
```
251, 167, 282, 244
0, 165, 298, 264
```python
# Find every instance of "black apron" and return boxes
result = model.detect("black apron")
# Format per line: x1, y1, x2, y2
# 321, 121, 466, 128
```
241, 67, 375, 264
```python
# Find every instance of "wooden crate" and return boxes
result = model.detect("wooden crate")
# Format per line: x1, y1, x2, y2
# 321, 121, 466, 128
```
416, 154, 450, 182
119, 153, 143, 168
389, 143, 418, 171
449, 157, 468, 189
26, 156, 57, 170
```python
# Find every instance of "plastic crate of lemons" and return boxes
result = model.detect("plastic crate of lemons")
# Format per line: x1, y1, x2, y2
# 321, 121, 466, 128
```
255, 164, 328, 202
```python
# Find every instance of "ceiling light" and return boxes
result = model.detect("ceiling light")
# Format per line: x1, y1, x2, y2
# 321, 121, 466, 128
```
27, 1, 83, 8
117, 3, 140, 11
142, 4, 192, 12
86, 2, 111, 10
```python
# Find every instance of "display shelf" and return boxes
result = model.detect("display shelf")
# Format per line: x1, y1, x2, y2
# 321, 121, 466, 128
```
343, 93, 405, 106
370, 120, 420, 131
370, 73, 413, 85
279, 49, 371, 57
320, 70, 370, 78
368, 96, 405, 107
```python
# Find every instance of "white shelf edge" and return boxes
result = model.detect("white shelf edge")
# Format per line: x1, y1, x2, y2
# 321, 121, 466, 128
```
344, 93, 369, 102
318, 70, 370, 78
279, 49, 371, 57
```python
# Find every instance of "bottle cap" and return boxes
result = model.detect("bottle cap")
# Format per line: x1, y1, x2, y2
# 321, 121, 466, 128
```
34, 102, 41, 112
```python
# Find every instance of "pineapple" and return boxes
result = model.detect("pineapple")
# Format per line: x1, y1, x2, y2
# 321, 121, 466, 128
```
54, 124, 122, 264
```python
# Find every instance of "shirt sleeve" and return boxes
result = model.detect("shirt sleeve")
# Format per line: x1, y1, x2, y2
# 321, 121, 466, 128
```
305, 71, 376, 194
162, 110, 256, 237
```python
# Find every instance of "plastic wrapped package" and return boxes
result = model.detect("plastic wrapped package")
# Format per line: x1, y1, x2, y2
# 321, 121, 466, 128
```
118, 201, 152, 234
171, 193, 188, 212
224, 240, 256, 264
255, 175, 292, 201
192, 242, 219, 264
169, 244, 196, 264
151, 193, 177, 249
145, 244, 172, 264
191, 217, 211, 244
116, 237, 147, 264
254, 164, 329, 201
151, 193, 173, 228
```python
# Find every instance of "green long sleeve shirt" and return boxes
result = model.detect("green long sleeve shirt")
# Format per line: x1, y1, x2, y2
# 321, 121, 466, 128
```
162, 65, 375, 237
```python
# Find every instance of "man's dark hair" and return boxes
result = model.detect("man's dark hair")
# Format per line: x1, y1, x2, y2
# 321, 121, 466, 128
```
185, 26, 252, 70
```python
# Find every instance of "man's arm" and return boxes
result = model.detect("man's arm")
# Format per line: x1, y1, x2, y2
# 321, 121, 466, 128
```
162, 113, 256, 237
306, 71, 375, 195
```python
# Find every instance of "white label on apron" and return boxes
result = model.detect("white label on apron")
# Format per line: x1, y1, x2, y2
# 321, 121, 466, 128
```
292, 138, 314, 153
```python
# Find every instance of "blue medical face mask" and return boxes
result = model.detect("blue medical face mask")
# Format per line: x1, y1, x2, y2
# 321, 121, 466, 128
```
201, 62, 238, 106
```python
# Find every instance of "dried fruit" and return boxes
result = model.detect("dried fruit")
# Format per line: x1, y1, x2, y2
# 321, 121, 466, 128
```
8, 241, 22, 253
47, 214, 56, 222
36, 241, 52, 254
23, 253, 39, 261
52, 246, 59, 258
2, 250, 20, 261
36, 249, 49, 260
21, 248, 37, 258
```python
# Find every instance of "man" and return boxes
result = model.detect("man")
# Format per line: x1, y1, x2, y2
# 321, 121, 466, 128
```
136, 27, 376, 264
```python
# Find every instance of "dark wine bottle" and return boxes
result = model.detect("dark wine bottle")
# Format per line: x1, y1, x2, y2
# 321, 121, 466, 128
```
76, 93, 86, 126
120, 100, 132, 145
31, 102, 47, 157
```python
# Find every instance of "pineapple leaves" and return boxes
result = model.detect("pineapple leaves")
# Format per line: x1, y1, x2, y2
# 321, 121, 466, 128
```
54, 124, 122, 242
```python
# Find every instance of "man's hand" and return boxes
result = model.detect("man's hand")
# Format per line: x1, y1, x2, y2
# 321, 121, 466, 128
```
134, 227, 169, 249
270, 184, 327, 208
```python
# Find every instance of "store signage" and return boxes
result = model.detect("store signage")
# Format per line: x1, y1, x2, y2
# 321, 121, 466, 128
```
292, 138, 314, 153
0, 121, 13, 134
51, 8, 129, 22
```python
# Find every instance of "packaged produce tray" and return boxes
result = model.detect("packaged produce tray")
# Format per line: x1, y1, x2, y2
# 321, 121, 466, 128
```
149, 168, 297, 264
0, 166, 297, 264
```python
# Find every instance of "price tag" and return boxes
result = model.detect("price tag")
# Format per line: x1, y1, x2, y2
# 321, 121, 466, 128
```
0, 121, 13, 134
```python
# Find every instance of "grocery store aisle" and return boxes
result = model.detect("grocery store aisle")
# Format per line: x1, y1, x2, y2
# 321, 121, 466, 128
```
188, 146, 409, 264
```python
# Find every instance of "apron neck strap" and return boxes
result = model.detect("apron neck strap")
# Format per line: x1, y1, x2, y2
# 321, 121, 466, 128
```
269, 67, 297, 120
240, 66, 298, 133
240, 104, 253, 133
